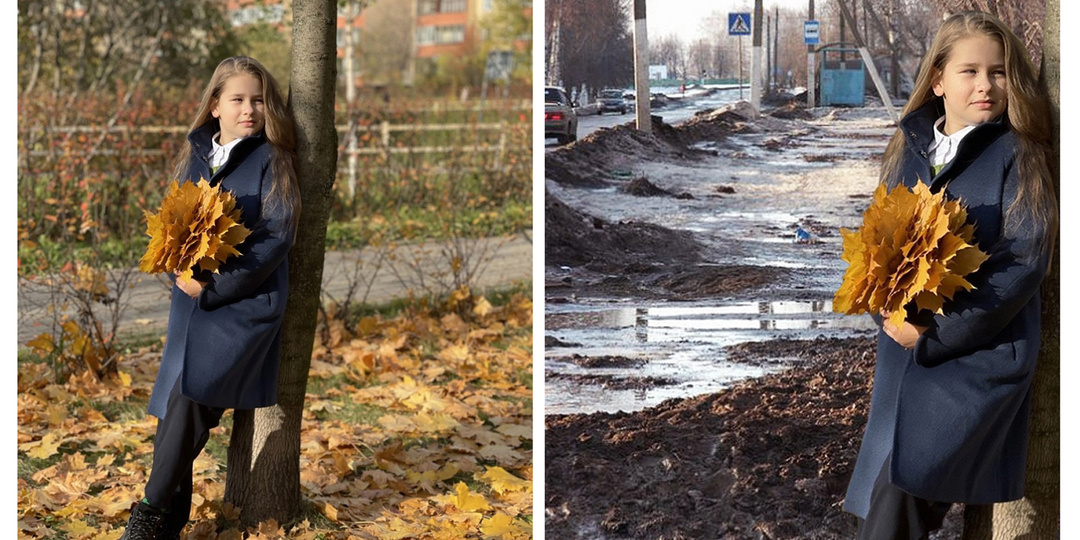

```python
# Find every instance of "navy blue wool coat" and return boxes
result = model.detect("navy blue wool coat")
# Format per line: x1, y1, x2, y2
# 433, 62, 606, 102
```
843, 101, 1050, 518
148, 119, 295, 419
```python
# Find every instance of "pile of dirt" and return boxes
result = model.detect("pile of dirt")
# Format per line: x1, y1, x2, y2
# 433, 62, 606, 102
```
545, 191, 703, 271
679, 101, 758, 143
622, 177, 672, 197
546, 116, 707, 188
546, 336, 875, 540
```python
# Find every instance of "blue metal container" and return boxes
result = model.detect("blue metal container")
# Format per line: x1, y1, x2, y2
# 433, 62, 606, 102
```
819, 47, 865, 106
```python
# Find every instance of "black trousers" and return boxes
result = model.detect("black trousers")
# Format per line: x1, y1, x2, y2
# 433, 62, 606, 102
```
857, 457, 952, 540
143, 376, 226, 520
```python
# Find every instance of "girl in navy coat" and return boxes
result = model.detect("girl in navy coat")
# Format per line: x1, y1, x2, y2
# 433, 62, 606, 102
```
843, 12, 1056, 540
121, 57, 300, 540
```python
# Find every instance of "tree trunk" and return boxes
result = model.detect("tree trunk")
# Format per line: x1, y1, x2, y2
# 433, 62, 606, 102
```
967, 1, 1059, 538
224, 0, 339, 525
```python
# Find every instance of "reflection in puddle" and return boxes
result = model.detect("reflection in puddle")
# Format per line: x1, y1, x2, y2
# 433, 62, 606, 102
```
546, 300, 875, 340
545, 300, 876, 415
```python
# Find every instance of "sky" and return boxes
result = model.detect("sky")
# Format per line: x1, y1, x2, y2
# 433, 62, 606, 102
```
646, 0, 817, 42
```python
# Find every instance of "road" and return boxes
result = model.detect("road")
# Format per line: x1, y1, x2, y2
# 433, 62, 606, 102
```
17, 231, 533, 345
545, 84, 752, 150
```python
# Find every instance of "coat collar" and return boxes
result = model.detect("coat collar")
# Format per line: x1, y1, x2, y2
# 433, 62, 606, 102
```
899, 98, 1009, 153
899, 99, 1010, 188
187, 118, 267, 162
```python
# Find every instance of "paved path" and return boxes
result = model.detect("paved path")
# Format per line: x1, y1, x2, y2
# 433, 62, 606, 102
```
17, 231, 533, 345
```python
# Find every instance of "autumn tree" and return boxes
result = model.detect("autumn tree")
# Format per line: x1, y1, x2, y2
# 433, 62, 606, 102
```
17, 0, 238, 100
350, 0, 412, 87
481, 0, 533, 82
223, 0, 340, 524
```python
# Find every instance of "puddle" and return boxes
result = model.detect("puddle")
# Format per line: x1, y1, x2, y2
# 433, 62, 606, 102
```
545, 299, 877, 415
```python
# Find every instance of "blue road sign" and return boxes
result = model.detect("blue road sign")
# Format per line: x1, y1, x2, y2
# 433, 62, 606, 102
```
729, 13, 751, 36
804, 20, 820, 44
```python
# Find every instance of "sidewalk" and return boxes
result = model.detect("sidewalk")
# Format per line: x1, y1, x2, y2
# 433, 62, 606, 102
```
17, 231, 533, 346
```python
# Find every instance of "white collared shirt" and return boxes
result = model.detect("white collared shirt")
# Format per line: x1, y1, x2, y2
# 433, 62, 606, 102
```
209, 132, 245, 169
927, 116, 977, 168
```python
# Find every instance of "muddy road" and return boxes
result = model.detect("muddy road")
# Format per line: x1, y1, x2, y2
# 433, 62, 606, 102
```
543, 99, 964, 539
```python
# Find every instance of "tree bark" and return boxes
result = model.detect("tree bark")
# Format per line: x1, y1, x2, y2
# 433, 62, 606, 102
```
224, 0, 339, 525
965, 1, 1059, 538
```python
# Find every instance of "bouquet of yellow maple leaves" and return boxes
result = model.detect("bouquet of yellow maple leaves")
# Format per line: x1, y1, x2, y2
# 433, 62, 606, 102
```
833, 180, 990, 328
139, 178, 251, 283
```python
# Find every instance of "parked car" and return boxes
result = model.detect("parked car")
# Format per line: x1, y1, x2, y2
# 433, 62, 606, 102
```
545, 86, 578, 145
597, 89, 627, 115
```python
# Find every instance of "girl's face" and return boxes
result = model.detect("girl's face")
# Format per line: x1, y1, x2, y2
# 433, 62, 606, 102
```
932, 35, 1008, 135
212, 73, 265, 145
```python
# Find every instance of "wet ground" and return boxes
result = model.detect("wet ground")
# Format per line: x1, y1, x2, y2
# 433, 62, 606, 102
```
545, 100, 892, 414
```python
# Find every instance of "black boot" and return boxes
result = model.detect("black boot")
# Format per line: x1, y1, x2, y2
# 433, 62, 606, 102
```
156, 496, 190, 540
119, 502, 164, 540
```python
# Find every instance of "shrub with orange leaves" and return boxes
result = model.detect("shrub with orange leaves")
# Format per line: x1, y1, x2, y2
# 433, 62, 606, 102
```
139, 178, 251, 283
834, 180, 990, 328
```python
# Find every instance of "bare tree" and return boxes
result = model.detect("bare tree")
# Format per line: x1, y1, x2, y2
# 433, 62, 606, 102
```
546, 0, 634, 90
223, 0, 341, 525
650, 34, 685, 79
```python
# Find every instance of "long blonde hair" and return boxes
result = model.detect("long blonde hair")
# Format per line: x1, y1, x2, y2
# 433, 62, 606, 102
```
880, 11, 1055, 258
173, 56, 300, 225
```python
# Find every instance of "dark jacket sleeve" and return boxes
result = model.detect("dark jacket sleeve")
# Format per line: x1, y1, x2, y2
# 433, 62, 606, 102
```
197, 162, 296, 310
912, 161, 1050, 367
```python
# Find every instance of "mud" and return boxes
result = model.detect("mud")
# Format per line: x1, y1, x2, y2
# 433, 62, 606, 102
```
546, 371, 677, 391
560, 354, 648, 369
545, 336, 964, 540
545, 191, 703, 270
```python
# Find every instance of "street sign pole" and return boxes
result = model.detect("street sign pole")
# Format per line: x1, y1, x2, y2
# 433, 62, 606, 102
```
807, 0, 815, 108
728, 12, 752, 102
751, 0, 763, 114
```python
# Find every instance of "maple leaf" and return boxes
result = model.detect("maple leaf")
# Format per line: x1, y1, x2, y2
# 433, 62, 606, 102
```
481, 512, 524, 538
479, 467, 531, 494
438, 482, 492, 512
139, 178, 251, 283
834, 180, 989, 327
22, 432, 62, 460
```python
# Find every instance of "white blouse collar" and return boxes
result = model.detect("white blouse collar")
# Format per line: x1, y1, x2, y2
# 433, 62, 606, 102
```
927, 116, 977, 168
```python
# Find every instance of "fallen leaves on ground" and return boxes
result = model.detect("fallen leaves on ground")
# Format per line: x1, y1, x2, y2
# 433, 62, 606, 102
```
18, 288, 532, 539
833, 180, 988, 327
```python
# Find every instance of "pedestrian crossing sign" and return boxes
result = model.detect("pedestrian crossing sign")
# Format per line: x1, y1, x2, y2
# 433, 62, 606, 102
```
729, 13, 751, 36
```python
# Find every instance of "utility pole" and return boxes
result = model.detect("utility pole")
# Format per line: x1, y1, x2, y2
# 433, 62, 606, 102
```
774, 7, 779, 91
807, 0, 815, 108
766, 12, 772, 93
751, 0, 762, 113
344, 0, 358, 197
632, 0, 651, 133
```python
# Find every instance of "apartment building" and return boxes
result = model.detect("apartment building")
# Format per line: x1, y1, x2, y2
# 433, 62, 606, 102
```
221, 0, 529, 85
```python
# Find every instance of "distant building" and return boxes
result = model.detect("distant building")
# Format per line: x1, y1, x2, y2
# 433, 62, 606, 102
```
220, 0, 530, 87
648, 65, 668, 80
